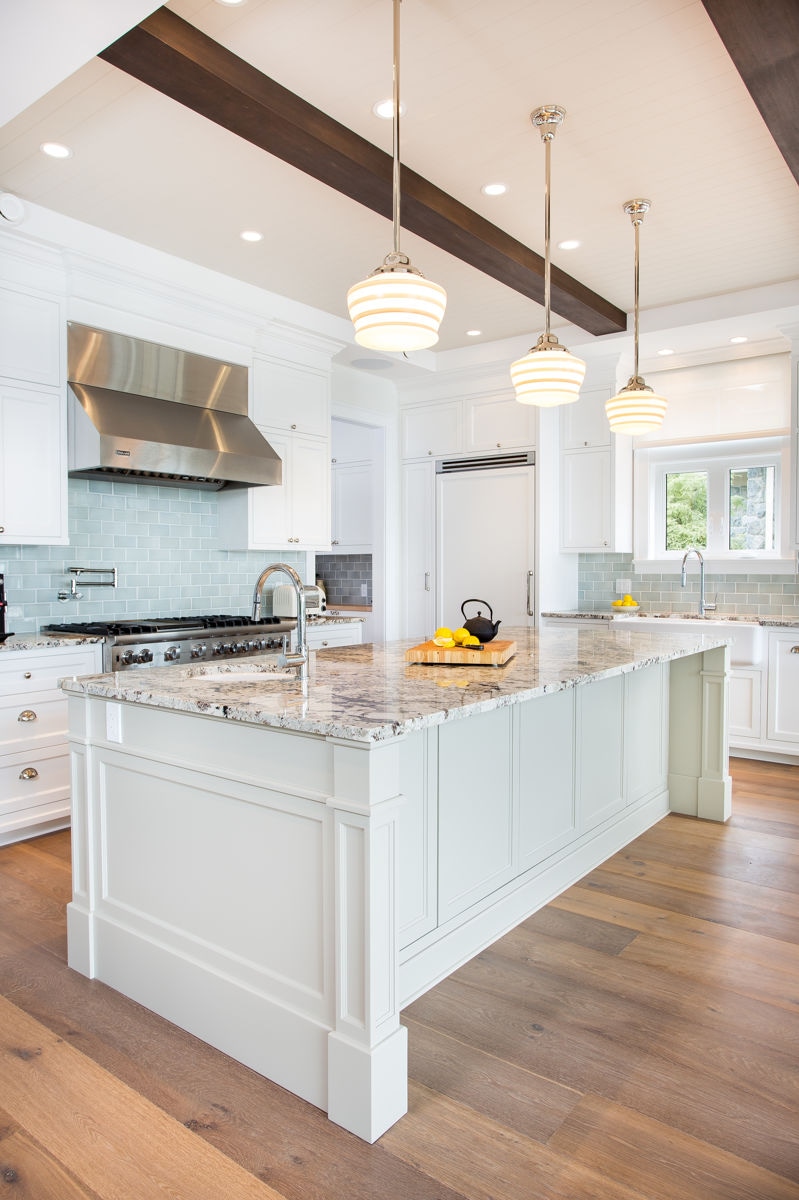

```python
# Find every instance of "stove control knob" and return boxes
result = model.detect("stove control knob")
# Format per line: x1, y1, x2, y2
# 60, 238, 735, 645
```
120, 650, 135, 666
190, 643, 207, 659
212, 643, 226, 656
234, 641, 248, 654
164, 646, 180, 662
135, 649, 153, 664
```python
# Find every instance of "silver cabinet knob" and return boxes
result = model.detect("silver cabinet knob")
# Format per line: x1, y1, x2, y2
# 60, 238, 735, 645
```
0, 525, 4, 533
19, 767, 39, 781
24, 672, 32, 679
18, 710, 37, 722
291, 423, 297, 430
791, 646, 799, 654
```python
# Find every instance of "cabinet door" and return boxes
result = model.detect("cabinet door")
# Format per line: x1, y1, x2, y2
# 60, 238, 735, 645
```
0, 288, 62, 386
560, 447, 611, 550
401, 402, 462, 459
401, 460, 435, 640
331, 463, 373, 548
624, 663, 667, 805
464, 393, 535, 452
0, 385, 67, 545
767, 632, 799, 744
247, 430, 291, 547
252, 358, 329, 437
291, 435, 330, 547
561, 388, 611, 450
577, 674, 624, 831
729, 668, 763, 741
517, 688, 576, 872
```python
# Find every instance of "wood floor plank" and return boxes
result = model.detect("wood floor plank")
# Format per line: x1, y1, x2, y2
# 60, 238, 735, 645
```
0, 1106, 103, 1200
403, 1013, 582, 1142
548, 1092, 799, 1200
382, 1081, 648, 1200
0, 996, 288, 1200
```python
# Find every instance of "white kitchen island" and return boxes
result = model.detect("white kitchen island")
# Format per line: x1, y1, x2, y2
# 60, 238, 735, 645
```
62, 625, 731, 1143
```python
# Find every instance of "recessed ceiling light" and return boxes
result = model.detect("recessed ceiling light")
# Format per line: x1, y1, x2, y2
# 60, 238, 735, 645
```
481, 183, 507, 197
466, 329, 482, 337
730, 335, 748, 344
40, 141, 72, 159
240, 230, 263, 242
657, 348, 674, 356
372, 99, 406, 120
557, 239, 580, 250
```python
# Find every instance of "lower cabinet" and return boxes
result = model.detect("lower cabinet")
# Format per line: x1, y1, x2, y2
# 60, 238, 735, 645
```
399, 661, 668, 948
0, 643, 102, 844
303, 622, 363, 651
767, 630, 799, 746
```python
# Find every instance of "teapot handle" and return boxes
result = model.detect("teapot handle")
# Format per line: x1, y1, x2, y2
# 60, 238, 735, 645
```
461, 598, 494, 620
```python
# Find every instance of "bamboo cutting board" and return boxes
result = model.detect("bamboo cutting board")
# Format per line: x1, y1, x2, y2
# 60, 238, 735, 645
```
405, 639, 517, 666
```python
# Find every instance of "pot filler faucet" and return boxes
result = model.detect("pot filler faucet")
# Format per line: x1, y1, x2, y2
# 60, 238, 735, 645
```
680, 548, 716, 617
252, 563, 308, 685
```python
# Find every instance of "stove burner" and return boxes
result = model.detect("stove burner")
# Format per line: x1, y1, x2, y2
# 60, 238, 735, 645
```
43, 614, 287, 637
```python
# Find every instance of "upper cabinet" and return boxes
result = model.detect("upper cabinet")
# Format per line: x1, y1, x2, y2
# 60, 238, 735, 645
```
401, 390, 535, 460
252, 356, 329, 438
0, 286, 68, 546
559, 383, 632, 553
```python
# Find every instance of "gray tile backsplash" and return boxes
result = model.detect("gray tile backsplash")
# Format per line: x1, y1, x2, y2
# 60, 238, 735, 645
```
315, 554, 372, 607
577, 553, 799, 618
1, 479, 304, 632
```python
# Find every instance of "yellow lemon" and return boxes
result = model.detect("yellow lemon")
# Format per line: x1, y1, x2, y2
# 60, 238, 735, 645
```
464, 635, 482, 646
435, 626, 453, 641
452, 627, 469, 644
611, 599, 624, 607
433, 636, 456, 648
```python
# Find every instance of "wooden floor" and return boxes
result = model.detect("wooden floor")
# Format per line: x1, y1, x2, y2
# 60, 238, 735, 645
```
1, 757, 798, 1199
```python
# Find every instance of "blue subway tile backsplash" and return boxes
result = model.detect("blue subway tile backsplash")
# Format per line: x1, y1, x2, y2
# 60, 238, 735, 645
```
0, 479, 305, 632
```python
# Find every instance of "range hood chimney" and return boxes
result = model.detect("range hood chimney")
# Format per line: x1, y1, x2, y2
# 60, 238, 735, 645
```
67, 323, 282, 490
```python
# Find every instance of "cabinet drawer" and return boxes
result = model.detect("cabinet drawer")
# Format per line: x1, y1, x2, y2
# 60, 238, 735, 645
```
0, 745, 70, 814
0, 693, 67, 754
0, 647, 101, 696
305, 624, 363, 649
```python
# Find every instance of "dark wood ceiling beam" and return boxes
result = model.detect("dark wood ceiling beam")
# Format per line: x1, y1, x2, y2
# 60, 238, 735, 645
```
99, 7, 626, 337
700, 0, 799, 184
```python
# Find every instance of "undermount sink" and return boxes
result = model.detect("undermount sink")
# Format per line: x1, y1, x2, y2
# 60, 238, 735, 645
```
615, 615, 763, 665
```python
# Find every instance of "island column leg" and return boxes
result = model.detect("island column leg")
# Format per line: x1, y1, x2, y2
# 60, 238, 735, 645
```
669, 645, 732, 822
326, 737, 408, 1143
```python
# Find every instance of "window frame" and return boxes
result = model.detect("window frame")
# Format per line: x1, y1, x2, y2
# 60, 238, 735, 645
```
634, 435, 792, 573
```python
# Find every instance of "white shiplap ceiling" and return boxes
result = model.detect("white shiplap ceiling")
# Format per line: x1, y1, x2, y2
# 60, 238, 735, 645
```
0, 0, 797, 355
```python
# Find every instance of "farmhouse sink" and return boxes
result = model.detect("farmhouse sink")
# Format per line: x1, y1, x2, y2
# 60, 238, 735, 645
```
614, 614, 764, 666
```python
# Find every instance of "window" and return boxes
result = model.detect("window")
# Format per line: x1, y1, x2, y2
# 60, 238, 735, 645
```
635, 436, 790, 569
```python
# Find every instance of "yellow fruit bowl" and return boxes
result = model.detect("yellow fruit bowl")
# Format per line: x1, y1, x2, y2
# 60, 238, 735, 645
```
611, 597, 640, 615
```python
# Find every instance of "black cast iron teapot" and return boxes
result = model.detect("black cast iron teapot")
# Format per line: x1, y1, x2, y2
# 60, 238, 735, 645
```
461, 599, 501, 643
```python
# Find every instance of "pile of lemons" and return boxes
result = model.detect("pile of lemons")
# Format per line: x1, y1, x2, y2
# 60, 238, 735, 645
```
432, 625, 482, 648
611, 593, 639, 608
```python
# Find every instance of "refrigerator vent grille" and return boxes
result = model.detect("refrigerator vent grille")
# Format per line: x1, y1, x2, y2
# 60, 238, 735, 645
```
436, 451, 534, 473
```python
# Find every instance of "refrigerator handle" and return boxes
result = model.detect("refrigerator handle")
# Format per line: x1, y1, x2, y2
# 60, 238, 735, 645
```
424, 572, 431, 592
526, 570, 534, 618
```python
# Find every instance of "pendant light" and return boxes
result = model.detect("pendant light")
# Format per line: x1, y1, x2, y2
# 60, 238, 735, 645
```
511, 106, 586, 406
605, 199, 668, 434
347, 0, 446, 352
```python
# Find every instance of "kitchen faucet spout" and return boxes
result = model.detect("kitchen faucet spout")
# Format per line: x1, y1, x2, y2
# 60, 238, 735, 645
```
252, 563, 308, 685
680, 548, 715, 617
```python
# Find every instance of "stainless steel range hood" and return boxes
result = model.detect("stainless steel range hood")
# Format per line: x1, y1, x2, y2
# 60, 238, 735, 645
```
67, 323, 282, 490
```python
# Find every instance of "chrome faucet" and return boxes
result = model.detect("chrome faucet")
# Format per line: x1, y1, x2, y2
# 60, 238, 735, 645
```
252, 562, 308, 684
680, 548, 716, 617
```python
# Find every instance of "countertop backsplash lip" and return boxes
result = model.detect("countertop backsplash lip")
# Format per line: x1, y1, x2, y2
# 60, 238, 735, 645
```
542, 610, 799, 627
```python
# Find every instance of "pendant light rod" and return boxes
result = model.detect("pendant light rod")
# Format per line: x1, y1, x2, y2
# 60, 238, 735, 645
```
532, 105, 565, 340
625, 198, 650, 380
392, 0, 401, 256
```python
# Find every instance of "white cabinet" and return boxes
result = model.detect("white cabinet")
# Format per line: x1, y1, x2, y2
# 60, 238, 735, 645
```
401, 460, 435, 640
463, 393, 535, 452
0, 384, 68, 545
767, 629, 799, 746
304, 622, 363, 650
331, 462, 373, 549
401, 401, 462, 459
252, 356, 329, 437
0, 642, 102, 845
729, 668, 764, 742
559, 386, 632, 553
0, 287, 62, 387
218, 427, 330, 551
401, 392, 535, 461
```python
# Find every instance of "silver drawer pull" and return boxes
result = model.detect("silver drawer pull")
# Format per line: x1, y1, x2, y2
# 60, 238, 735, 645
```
18, 709, 37, 722
19, 767, 39, 781
24, 672, 32, 679
791, 646, 799, 654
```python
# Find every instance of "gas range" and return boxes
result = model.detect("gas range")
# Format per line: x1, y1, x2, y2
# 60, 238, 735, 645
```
41, 614, 296, 671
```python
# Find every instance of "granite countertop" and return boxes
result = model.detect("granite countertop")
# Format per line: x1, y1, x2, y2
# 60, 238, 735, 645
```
0, 633, 105, 652
62, 624, 728, 744
542, 611, 799, 627
307, 613, 365, 624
